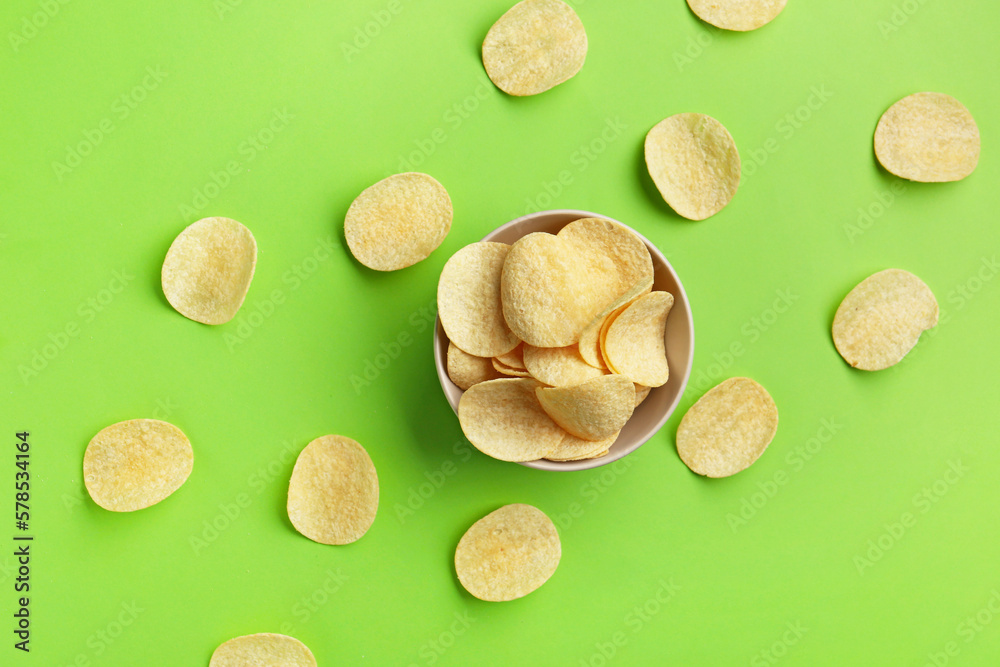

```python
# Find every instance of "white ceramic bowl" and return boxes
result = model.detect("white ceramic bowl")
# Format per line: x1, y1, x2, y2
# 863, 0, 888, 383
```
434, 209, 694, 471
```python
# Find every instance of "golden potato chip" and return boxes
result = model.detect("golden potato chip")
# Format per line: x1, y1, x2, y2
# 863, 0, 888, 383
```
557, 217, 654, 303
448, 342, 504, 390
545, 430, 618, 461
84, 419, 192, 512
458, 379, 564, 461
210, 633, 316, 667
455, 504, 561, 601
634, 384, 651, 407
495, 342, 526, 370
676, 377, 778, 478
492, 358, 532, 377
287, 435, 379, 545
161, 217, 257, 325
874, 92, 980, 182
438, 243, 520, 357
578, 277, 653, 369
536, 375, 635, 441
687, 0, 787, 31
345, 172, 452, 271
522, 344, 606, 387
598, 300, 631, 372
645, 113, 741, 221
603, 291, 674, 387
832, 269, 938, 371
482, 0, 587, 96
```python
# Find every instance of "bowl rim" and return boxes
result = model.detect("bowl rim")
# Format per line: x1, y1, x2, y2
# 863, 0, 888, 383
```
433, 208, 694, 471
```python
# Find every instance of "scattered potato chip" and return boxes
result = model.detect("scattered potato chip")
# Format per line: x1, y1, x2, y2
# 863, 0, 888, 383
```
83, 419, 193, 512
523, 344, 606, 387
439, 243, 520, 357
603, 291, 674, 387
536, 375, 635, 441
545, 430, 618, 461
634, 384, 651, 407
455, 504, 561, 601
832, 269, 938, 371
458, 379, 564, 461
482, 0, 587, 96
645, 113, 741, 221
676, 377, 778, 478
874, 92, 980, 182
448, 342, 505, 390
687, 0, 787, 31
210, 633, 316, 667
495, 342, 526, 370
492, 358, 532, 377
578, 278, 653, 368
161, 217, 257, 325
345, 172, 452, 271
287, 435, 379, 545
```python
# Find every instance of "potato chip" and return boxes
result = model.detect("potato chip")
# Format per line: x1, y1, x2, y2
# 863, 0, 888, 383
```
557, 217, 654, 302
523, 344, 606, 387
676, 377, 778, 478
495, 342, 526, 370
645, 113, 741, 221
874, 92, 980, 182
687, 0, 787, 31
161, 217, 257, 325
210, 633, 316, 667
545, 430, 618, 461
598, 300, 631, 372
438, 243, 520, 357
345, 172, 452, 271
578, 277, 653, 368
287, 435, 378, 545
458, 378, 564, 461
448, 342, 504, 390
536, 375, 635, 441
634, 384, 651, 407
492, 358, 532, 377
482, 0, 587, 96
83, 419, 193, 512
832, 269, 938, 371
455, 504, 561, 601
603, 291, 674, 387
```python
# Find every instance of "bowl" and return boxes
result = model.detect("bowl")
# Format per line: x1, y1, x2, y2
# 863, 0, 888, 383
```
434, 209, 694, 471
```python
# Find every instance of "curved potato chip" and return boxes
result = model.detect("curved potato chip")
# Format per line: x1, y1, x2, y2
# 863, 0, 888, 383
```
455, 504, 561, 601
598, 300, 631, 372
438, 243, 520, 357
482, 0, 587, 96
545, 430, 618, 461
832, 269, 938, 371
634, 384, 651, 407
495, 342, 526, 370
210, 633, 316, 667
645, 113, 741, 221
458, 378, 564, 461
874, 92, 980, 182
448, 342, 504, 390
677, 377, 778, 478
84, 419, 193, 512
492, 358, 532, 377
161, 217, 257, 325
345, 172, 452, 271
287, 435, 379, 545
536, 375, 635, 441
579, 277, 653, 368
558, 217, 654, 302
687, 0, 787, 31
523, 344, 606, 387
604, 291, 674, 387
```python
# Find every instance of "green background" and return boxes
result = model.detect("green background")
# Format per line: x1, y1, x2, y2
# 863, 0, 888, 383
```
2, 0, 999, 664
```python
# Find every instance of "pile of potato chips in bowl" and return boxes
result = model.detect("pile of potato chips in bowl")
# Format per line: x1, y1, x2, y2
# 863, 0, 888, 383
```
434, 210, 694, 471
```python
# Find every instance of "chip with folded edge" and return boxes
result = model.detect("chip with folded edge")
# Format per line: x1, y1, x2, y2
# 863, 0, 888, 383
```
84, 419, 193, 512
161, 217, 257, 325
439, 242, 520, 357
832, 269, 938, 371
448, 342, 504, 390
523, 344, 606, 387
686, 0, 787, 31
482, 0, 587, 97
604, 291, 673, 387
536, 375, 635, 441
287, 435, 379, 545
492, 358, 532, 377
578, 277, 653, 369
676, 377, 778, 478
545, 430, 618, 461
455, 504, 561, 601
345, 172, 452, 271
459, 379, 564, 461
209, 633, 316, 667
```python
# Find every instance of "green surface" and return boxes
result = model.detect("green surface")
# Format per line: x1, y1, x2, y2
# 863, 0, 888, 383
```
2, 1, 999, 665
